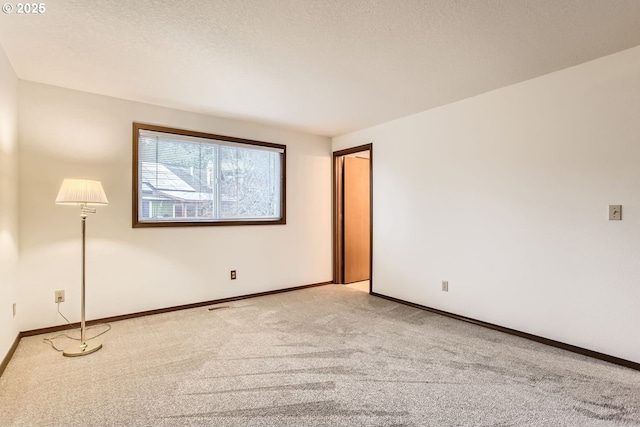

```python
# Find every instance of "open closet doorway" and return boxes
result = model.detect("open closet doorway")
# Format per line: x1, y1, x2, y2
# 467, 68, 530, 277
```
333, 144, 372, 292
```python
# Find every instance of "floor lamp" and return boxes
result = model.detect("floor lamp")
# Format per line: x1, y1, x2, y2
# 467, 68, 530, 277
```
55, 178, 109, 357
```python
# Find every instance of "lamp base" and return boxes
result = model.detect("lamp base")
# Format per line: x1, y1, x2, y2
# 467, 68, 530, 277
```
63, 341, 102, 357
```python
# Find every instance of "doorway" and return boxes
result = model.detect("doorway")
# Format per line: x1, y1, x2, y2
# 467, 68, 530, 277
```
333, 144, 373, 292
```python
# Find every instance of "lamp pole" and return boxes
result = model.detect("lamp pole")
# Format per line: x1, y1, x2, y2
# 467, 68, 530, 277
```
62, 205, 103, 357
80, 211, 87, 347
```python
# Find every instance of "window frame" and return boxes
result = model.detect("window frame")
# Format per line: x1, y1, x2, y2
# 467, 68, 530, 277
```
132, 122, 286, 228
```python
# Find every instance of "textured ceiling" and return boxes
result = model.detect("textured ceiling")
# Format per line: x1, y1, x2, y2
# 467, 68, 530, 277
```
1, 0, 640, 137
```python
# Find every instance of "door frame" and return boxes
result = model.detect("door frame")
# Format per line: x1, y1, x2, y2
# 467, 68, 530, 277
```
332, 144, 373, 291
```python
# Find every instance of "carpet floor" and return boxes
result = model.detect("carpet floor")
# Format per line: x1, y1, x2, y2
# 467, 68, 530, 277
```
1, 284, 639, 426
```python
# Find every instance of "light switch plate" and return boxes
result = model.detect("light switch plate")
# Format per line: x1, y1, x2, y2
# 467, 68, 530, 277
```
609, 205, 622, 221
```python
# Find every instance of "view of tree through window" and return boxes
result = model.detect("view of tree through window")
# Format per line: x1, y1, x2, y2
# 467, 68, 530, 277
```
133, 124, 285, 226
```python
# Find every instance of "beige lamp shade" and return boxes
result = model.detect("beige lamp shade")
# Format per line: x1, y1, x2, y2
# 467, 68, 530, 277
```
55, 179, 109, 205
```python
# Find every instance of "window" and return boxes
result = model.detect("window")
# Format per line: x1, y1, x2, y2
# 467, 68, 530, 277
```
133, 123, 286, 227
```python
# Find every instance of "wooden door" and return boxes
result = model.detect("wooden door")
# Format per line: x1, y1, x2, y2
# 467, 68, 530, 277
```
343, 156, 370, 283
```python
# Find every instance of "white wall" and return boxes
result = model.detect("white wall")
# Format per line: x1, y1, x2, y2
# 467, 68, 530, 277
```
0, 45, 19, 361
334, 46, 640, 364
18, 82, 332, 331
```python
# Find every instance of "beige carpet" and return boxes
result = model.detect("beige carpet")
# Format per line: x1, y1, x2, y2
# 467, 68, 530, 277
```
1, 284, 639, 426
344, 281, 370, 293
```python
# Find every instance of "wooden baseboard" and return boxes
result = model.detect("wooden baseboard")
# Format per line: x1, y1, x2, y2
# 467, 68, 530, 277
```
371, 292, 640, 372
0, 333, 21, 378
20, 281, 333, 338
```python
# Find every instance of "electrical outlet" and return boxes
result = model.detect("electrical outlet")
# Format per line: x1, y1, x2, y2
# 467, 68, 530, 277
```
230, 270, 237, 280
442, 281, 448, 292
12, 303, 16, 317
55, 290, 65, 303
